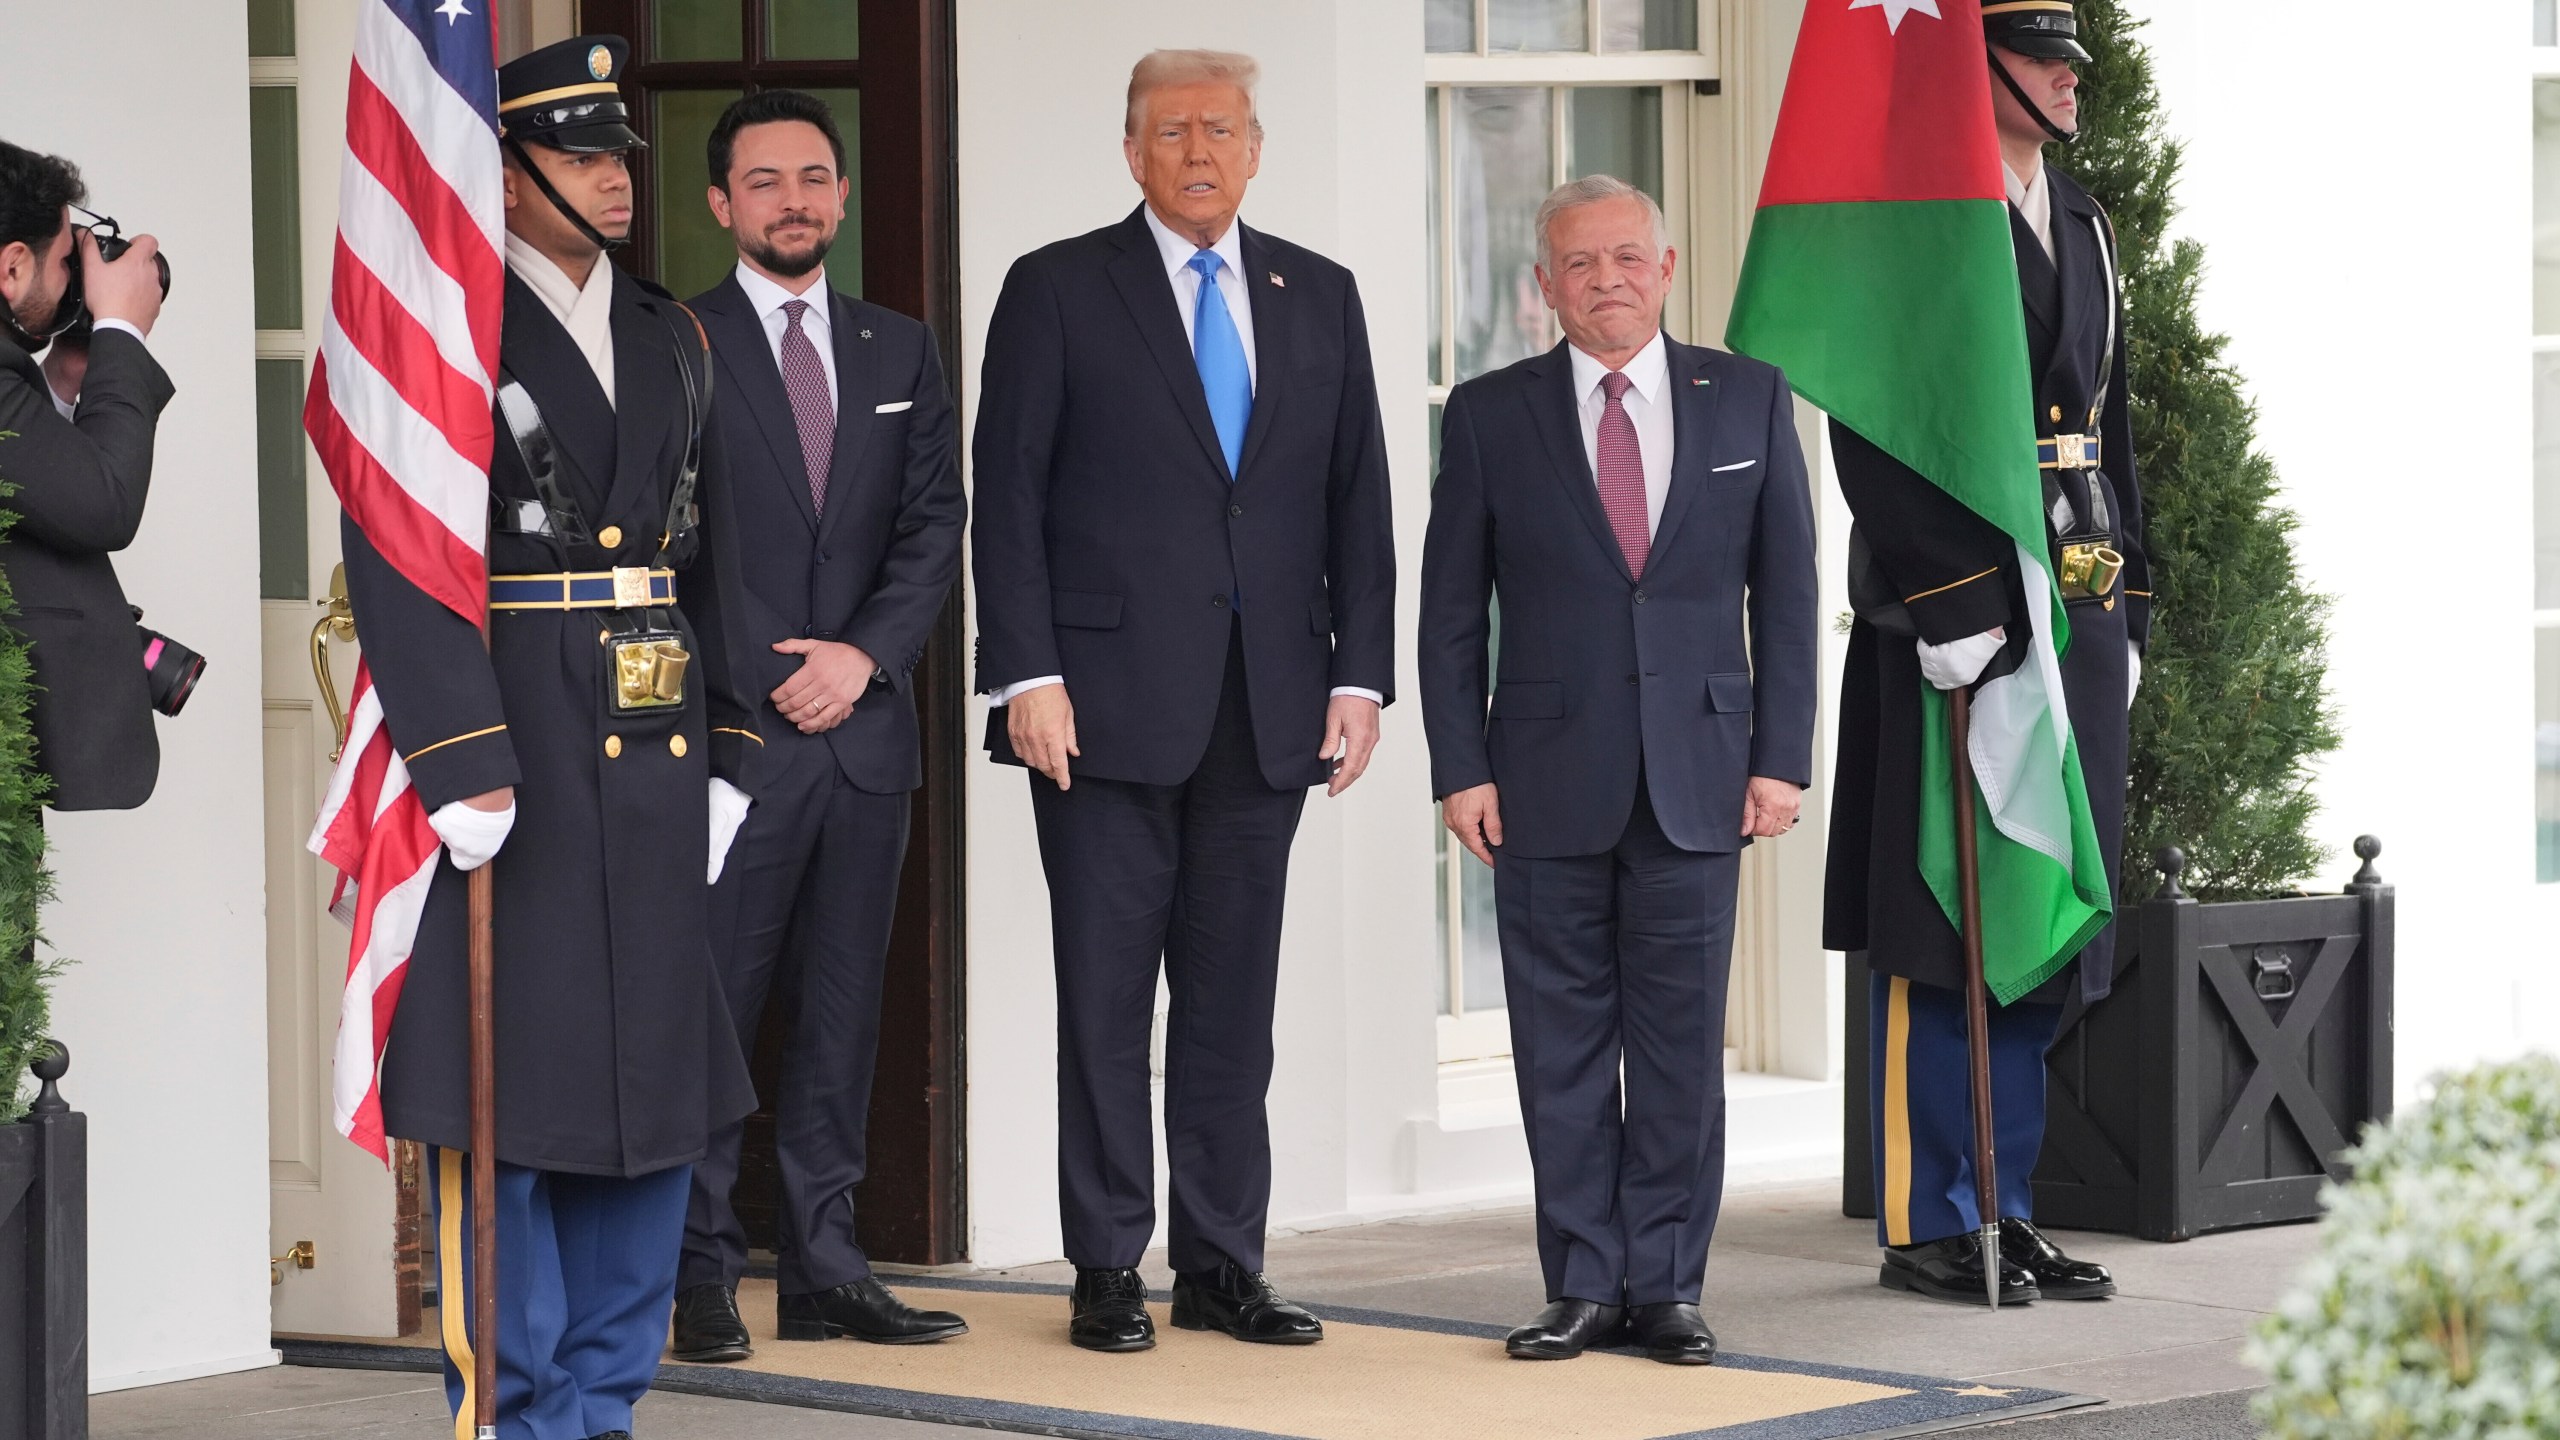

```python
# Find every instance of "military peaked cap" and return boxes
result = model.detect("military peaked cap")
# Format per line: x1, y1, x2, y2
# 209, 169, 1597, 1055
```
1982, 0, 2092, 63
498, 35, 646, 153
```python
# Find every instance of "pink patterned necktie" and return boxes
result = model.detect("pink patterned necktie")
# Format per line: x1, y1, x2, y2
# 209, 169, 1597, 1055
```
1595, 370, 1649, 578
779, 298, 835, 515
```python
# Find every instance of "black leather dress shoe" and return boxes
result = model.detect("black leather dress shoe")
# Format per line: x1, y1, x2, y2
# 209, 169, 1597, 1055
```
1627, 1302, 1716, 1366
1505, 1299, 1626, 1360
1170, 1261, 1325, 1344
1071, 1267, 1157, 1353
776, 1276, 968, 1344
2001, 1217, 2116, 1300
669, 1282, 750, 1363
1880, 1233, 2040, 1306
588, 1432, 633, 1439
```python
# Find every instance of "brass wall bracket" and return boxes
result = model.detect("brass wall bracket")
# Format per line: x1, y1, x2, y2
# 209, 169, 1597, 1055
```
311, 563, 358, 761
270, 1239, 316, 1286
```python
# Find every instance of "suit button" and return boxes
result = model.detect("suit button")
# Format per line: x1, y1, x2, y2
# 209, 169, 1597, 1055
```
604, 735, 622, 759
598, 525, 623, 549
2050, 405, 2064, 423
816, 552, 830, 565
1212, 594, 1229, 608
1230, 504, 1245, 517
669, 734, 688, 758
1626, 674, 1639, 686
1633, 590, 1649, 604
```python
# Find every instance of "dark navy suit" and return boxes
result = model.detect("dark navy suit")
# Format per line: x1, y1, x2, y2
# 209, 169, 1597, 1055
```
678, 270, 964, 1298
971, 207, 1394, 1273
1419, 337, 1818, 1306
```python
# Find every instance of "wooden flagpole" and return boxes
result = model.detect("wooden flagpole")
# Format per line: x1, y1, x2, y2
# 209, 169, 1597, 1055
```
1947, 688, 2003, 1309
468, 862, 498, 1437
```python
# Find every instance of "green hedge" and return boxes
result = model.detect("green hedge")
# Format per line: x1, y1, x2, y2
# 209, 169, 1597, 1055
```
0, 435, 60, 1121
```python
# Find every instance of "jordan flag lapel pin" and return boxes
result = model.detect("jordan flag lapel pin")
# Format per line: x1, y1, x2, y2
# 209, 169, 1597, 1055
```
1269, 272, 1286, 288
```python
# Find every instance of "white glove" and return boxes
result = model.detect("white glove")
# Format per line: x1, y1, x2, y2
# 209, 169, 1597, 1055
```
2127, 642, 2143, 710
707, 779, 752, 884
429, 799, 516, 872
1916, 627, 2006, 691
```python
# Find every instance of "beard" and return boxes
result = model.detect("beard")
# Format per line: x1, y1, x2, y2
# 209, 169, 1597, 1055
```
742, 213, 834, 279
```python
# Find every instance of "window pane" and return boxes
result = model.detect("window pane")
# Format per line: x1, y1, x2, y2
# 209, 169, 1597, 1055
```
257, 358, 309, 601
2541, 627, 2560, 883
1427, 0, 1477, 53
655, 90, 748, 300
1489, 0, 1586, 54
799, 87, 864, 297
250, 86, 303, 332
768, 0, 858, 59
247, 0, 294, 57
1434, 828, 1455, 1014
653, 0, 742, 61
1600, 0, 1698, 52
1427, 92, 1445, 386
1451, 87, 1556, 382
1460, 846, 1504, 1011
2539, 352, 2560, 609
2542, 0, 2558, 46
1569, 87, 1664, 205
2536, 80, 2560, 333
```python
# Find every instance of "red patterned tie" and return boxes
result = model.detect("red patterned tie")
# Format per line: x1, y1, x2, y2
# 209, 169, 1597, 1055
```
779, 298, 835, 515
1595, 370, 1649, 578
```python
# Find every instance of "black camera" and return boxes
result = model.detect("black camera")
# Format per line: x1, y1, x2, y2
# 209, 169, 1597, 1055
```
133, 609, 205, 718
50, 206, 171, 344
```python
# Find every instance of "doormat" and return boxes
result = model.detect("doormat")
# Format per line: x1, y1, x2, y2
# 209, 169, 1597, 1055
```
279, 1275, 2097, 1440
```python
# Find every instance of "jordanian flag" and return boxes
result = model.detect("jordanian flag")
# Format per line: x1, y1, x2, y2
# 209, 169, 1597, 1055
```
1728, 0, 2110, 1003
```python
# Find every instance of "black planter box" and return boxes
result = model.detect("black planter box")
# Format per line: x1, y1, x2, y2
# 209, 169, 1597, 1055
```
1844, 840, 2394, 1242
0, 1045, 86, 1439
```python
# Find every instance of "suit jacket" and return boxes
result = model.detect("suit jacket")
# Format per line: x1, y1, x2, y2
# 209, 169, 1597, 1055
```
971, 206, 1396, 791
356, 269, 760, 1176
0, 329, 170, 811
1419, 338, 1819, 859
690, 274, 965, 795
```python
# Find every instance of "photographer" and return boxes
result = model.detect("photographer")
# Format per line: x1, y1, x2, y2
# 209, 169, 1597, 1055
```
0, 139, 171, 810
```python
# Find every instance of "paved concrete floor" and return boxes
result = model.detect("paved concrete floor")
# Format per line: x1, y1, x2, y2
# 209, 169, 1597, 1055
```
97, 1181, 2316, 1438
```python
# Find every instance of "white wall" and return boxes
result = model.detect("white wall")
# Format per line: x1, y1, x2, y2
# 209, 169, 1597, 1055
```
955, 1, 1442, 1266
2127, 0, 2556, 1071
0, 5, 277, 1390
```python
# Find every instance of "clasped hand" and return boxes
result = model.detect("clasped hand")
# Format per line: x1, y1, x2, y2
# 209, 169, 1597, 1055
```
771, 639, 876, 733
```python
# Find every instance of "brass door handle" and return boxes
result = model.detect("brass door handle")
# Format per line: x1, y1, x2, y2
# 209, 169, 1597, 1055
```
311, 563, 357, 761
270, 1239, 315, 1285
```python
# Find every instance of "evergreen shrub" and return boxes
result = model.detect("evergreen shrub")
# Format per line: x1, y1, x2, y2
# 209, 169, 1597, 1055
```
0, 433, 60, 1121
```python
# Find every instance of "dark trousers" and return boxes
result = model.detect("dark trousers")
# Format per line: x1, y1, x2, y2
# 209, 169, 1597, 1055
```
429, 1148, 690, 1440
1864, 970, 2064, 1247
1492, 784, 1741, 1307
682, 734, 912, 1296
1028, 627, 1307, 1274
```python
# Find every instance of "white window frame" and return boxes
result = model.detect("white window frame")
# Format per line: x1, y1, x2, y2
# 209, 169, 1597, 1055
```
2535, 41, 2560, 891
1425, 2, 1722, 1062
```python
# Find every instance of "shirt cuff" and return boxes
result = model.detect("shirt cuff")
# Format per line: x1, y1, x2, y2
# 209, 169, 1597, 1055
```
988, 676, 1064, 706
88, 318, 145, 345
1329, 687, 1385, 705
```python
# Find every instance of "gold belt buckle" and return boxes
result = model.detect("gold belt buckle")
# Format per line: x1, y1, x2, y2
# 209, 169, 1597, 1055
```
611, 566, 654, 609
2051, 433, 2093, 470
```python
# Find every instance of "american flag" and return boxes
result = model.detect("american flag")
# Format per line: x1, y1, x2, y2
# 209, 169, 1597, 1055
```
303, 0, 505, 1164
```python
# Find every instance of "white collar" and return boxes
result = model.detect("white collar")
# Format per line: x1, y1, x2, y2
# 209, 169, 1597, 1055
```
734, 260, 831, 325
503, 230, 611, 320
2004, 159, 2047, 211
1567, 330, 1670, 406
1143, 204, 1246, 285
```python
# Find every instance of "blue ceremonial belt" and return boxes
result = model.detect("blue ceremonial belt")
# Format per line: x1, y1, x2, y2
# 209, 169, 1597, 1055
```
488, 569, 678, 611
2036, 433, 2102, 471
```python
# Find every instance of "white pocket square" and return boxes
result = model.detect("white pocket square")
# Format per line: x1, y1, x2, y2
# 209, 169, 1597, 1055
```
875, 400, 914, 414
1711, 459, 1758, 473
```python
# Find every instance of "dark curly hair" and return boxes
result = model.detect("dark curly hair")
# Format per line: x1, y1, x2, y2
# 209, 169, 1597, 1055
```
706, 90, 847, 193
0, 140, 84, 263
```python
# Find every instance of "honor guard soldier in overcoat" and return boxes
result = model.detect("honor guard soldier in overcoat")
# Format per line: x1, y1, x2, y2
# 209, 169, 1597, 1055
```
1825, 0, 2151, 1307
342, 36, 762, 1438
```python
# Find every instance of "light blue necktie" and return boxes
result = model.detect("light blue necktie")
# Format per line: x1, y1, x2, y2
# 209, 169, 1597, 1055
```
1188, 251, 1252, 480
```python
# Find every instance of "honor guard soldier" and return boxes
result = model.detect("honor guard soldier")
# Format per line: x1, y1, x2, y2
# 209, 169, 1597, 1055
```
343, 36, 763, 1438
1825, 0, 2150, 1306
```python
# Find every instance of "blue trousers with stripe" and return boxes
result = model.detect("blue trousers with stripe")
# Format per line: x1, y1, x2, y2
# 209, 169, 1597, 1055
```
429, 1149, 691, 1440
1866, 973, 2063, 1248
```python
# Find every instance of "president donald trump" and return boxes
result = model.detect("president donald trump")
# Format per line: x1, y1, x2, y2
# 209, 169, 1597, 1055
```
972, 50, 1395, 1354
1420, 176, 1818, 1365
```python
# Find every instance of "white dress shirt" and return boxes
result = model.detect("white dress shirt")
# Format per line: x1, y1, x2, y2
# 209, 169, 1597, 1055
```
42, 318, 146, 421
734, 260, 837, 408
2006, 159, 2055, 263
988, 209, 1378, 710
1566, 331, 1674, 537
504, 231, 616, 404
1143, 205, 1256, 393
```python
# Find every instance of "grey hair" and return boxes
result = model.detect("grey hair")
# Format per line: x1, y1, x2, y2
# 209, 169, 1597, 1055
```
1125, 49, 1264, 138
1535, 175, 1668, 269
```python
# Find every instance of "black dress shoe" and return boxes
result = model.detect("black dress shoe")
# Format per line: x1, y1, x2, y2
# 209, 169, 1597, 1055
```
1505, 1299, 1626, 1360
1071, 1267, 1157, 1353
1170, 1261, 1325, 1344
669, 1282, 750, 1363
1880, 1233, 2041, 1306
1627, 1302, 1716, 1366
2001, 1217, 2116, 1300
776, 1276, 968, 1344
587, 1433, 633, 1440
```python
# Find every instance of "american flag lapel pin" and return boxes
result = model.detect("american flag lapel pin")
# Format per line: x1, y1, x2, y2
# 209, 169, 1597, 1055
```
1268, 272, 1286, 288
